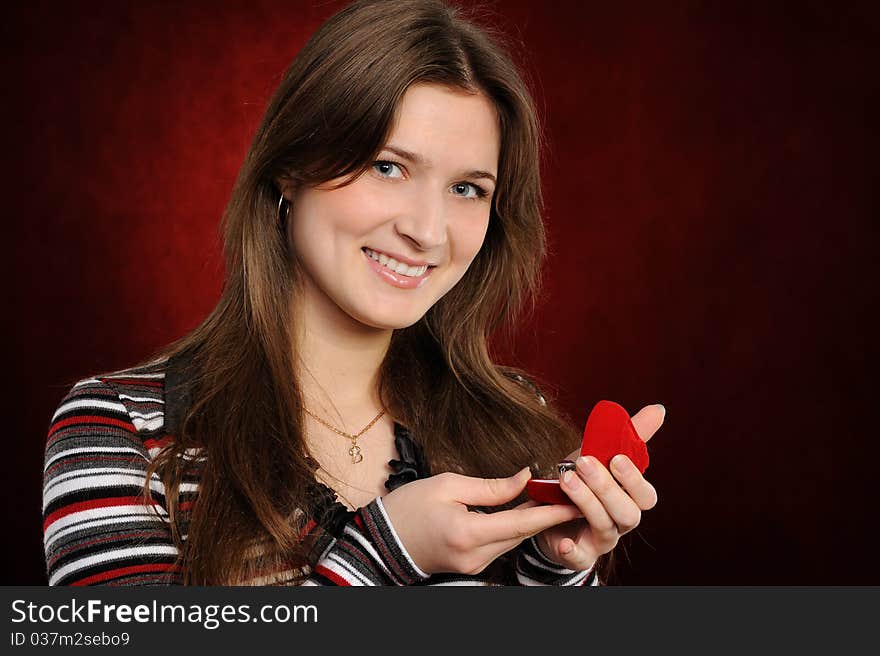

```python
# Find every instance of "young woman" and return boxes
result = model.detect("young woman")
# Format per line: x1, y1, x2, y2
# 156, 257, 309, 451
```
43, 0, 662, 586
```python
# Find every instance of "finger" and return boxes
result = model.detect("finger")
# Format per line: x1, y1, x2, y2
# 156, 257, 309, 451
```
609, 454, 658, 510
559, 467, 618, 536
559, 404, 665, 461
451, 467, 532, 506
552, 537, 599, 572
513, 499, 541, 511
573, 456, 642, 534
630, 403, 666, 443
475, 502, 583, 545
485, 528, 596, 573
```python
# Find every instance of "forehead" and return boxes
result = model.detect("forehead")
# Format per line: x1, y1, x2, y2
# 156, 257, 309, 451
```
385, 83, 500, 174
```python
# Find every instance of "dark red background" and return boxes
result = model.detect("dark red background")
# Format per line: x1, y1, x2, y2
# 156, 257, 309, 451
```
5, 0, 877, 584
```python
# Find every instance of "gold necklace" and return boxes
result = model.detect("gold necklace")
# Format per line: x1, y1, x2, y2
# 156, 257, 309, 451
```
303, 407, 386, 464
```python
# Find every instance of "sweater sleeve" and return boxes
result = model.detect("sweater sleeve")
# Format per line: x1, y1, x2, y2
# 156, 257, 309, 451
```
300, 497, 429, 586
305, 508, 600, 586
43, 379, 180, 586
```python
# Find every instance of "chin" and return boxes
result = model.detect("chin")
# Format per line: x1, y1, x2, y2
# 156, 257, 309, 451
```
349, 306, 426, 331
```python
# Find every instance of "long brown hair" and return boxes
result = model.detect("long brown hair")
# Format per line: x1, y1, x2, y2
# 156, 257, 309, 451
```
136, 0, 613, 585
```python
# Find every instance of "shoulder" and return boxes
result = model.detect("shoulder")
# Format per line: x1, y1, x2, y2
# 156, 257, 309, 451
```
48, 356, 176, 456
96, 358, 170, 433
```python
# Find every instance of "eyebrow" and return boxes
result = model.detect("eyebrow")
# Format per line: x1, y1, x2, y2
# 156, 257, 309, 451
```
382, 144, 497, 185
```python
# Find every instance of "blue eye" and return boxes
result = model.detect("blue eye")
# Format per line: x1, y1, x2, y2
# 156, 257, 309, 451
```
451, 182, 489, 200
373, 161, 404, 178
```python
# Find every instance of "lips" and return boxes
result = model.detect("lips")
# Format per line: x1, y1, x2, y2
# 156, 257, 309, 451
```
362, 248, 434, 290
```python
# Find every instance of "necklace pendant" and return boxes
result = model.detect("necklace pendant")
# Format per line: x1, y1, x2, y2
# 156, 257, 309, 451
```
349, 444, 363, 464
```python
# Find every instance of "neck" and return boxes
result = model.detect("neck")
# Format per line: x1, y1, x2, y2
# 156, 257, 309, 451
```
292, 278, 393, 432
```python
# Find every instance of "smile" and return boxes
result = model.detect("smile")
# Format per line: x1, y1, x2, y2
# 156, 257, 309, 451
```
363, 247, 430, 276
362, 248, 435, 289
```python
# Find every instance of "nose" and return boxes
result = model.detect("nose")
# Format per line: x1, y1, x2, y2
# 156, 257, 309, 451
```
393, 190, 448, 253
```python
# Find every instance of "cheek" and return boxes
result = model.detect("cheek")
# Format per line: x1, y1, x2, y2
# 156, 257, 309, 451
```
454, 216, 491, 265
295, 182, 381, 242
322, 186, 381, 234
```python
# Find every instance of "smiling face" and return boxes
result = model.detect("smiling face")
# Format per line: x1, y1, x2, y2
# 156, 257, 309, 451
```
285, 82, 501, 331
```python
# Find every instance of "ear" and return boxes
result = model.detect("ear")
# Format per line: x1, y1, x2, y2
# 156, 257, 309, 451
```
274, 173, 298, 201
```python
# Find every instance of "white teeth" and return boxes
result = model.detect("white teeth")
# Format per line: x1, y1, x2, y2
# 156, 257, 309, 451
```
364, 248, 428, 277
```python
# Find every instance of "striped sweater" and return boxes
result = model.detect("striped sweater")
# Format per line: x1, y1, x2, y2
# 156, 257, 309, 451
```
43, 355, 599, 586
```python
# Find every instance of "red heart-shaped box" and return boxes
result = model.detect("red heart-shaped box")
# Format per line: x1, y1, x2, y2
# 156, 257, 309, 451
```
580, 400, 649, 473
526, 400, 649, 505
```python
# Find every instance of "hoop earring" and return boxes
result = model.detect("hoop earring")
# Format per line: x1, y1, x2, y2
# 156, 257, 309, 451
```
277, 194, 290, 230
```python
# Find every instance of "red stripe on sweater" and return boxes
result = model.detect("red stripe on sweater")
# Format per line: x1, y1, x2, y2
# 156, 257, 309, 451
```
99, 378, 164, 388
48, 415, 137, 440
299, 519, 318, 539
71, 563, 180, 586
314, 565, 352, 586
106, 573, 180, 586
44, 496, 159, 532
144, 435, 174, 451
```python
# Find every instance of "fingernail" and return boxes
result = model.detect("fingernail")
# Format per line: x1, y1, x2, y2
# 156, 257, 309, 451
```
655, 403, 666, 418
561, 470, 573, 485
577, 456, 594, 474
611, 454, 628, 472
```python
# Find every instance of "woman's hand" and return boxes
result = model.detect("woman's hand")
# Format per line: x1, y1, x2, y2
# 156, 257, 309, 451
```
534, 404, 665, 571
380, 468, 583, 576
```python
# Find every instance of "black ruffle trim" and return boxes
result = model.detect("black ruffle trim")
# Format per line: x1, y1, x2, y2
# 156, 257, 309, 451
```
307, 421, 428, 536
305, 479, 355, 538
386, 422, 430, 491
